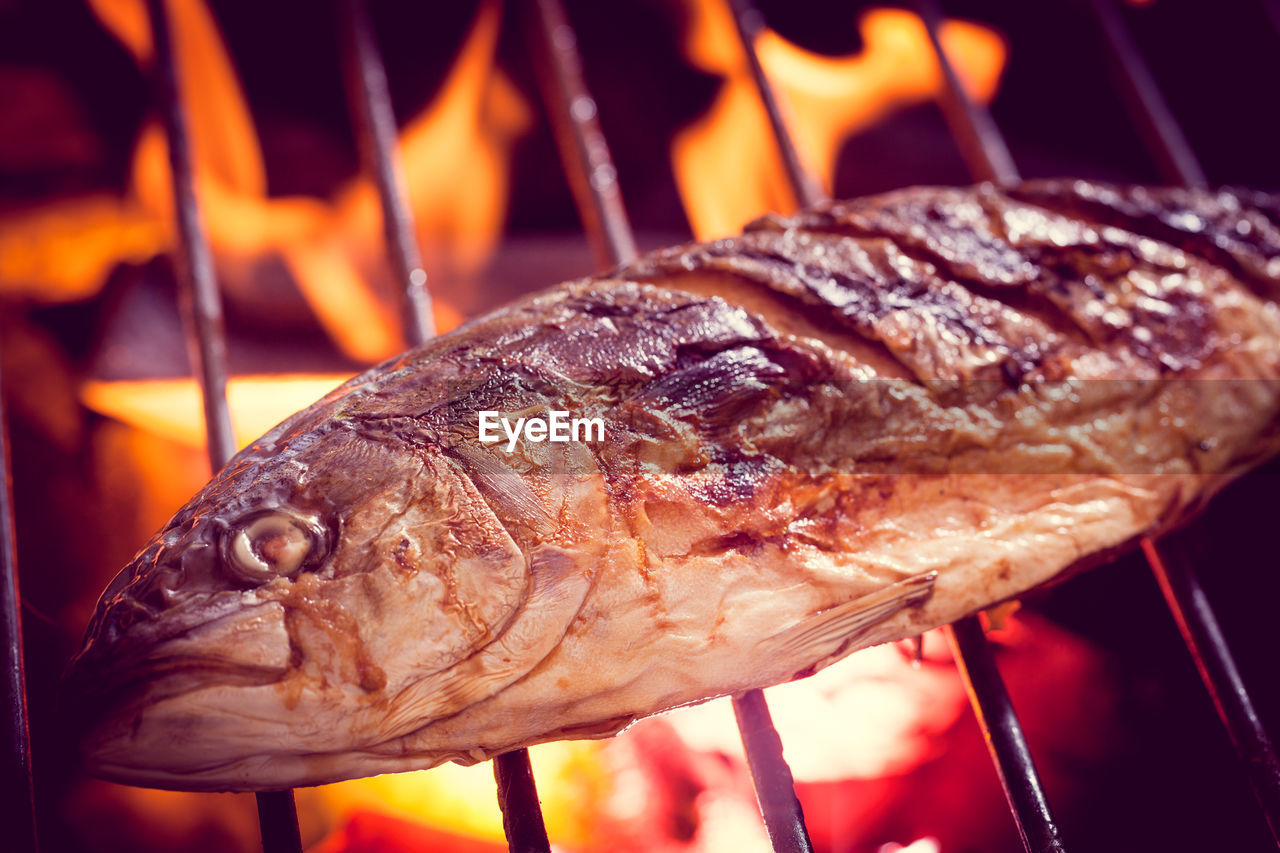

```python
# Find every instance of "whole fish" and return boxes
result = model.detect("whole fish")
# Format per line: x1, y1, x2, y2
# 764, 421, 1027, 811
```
67, 180, 1280, 791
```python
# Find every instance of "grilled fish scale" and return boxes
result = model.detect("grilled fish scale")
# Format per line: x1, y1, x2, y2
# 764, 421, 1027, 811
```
67, 180, 1280, 791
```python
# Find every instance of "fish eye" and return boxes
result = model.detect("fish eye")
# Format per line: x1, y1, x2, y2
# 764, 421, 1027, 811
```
223, 511, 325, 582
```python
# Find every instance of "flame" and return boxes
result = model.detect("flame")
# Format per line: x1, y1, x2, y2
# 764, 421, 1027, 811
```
308, 741, 610, 851
310, 811, 507, 853
0, 197, 162, 303
663, 631, 967, 783
105, 0, 266, 200
81, 374, 354, 449
0, 0, 524, 361
673, 3, 1007, 239
336, 0, 531, 281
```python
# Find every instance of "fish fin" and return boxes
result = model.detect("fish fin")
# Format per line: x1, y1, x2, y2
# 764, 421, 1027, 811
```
760, 571, 937, 667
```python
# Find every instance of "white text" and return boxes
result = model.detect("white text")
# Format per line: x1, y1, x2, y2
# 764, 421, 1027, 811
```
478, 411, 605, 452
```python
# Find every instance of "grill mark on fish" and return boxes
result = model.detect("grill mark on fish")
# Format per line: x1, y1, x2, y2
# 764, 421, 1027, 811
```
769, 185, 1230, 377
633, 345, 784, 423
465, 286, 769, 394
627, 248, 920, 383
640, 270, 919, 380
978, 195, 1224, 372
628, 226, 1059, 384
1009, 181, 1280, 299
788, 197, 1100, 353
756, 187, 1101, 350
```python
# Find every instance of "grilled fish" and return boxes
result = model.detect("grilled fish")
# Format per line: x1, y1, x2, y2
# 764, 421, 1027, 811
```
67, 180, 1280, 791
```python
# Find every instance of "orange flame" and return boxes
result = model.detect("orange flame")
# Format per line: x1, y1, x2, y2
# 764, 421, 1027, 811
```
307, 741, 610, 851
0, 0, 525, 361
336, 0, 531, 283
81, 374, 354, 450
57, 0, 528, 464
673, 3, 1007, 239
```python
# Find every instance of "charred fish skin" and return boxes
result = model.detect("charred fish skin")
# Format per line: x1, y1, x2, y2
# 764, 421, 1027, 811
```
67, 181, 1280, 791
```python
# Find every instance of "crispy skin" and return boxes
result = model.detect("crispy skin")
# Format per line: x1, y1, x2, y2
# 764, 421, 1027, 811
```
68, 181, 1280, 791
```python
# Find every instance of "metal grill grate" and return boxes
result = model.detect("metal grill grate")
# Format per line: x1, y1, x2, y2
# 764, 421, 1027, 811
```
3, 2, 1280, 852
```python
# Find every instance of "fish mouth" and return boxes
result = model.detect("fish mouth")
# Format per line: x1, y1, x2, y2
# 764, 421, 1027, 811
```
67, 601, 293, 776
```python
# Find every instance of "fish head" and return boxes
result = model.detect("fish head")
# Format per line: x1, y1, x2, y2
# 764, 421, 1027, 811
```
65, 394, 531, 790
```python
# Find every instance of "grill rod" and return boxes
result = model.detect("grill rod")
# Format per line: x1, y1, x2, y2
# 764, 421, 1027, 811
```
1083, 0, 1208, 189
946, 618, 1065, 852
340, 2, 551, 851
526, 2, 814, 851
0, 359, 36, 853
731, 1, 1065, 849
922, 0, 1280, 845
1081, 3, 1280, 843
725, 0, 824, 208
1144, 540, 1280, 843
340, 0, 437, 344
914, 0, 1017, 185
731, 689, 816, 853
530, 0, 637, 268
145, 0, 235, 467
144, 0, 304, 850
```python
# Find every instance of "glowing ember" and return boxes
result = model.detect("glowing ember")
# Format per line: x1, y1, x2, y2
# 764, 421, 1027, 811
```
602, 614, 1116, 852
310, 741, 610, 851
673, 3, 1007, 239
880, 839, 942, 853
662, 631, 966, 783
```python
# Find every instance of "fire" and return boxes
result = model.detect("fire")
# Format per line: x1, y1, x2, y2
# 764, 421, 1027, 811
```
307, 741, 611, 851
597, 615, 1117, 852
335, 0, 530, 284
673, 2, 1007, 239
0, 0, 525, 361
663, 632, 967, 783
0, 199, 162, 303
81, 374, 354, 449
